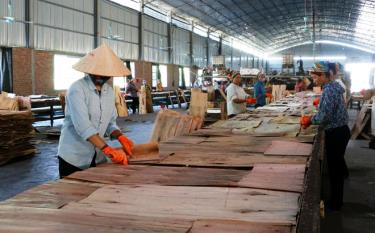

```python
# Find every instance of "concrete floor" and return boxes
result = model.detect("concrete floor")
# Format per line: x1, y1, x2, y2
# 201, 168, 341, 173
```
0, 107, 374, 232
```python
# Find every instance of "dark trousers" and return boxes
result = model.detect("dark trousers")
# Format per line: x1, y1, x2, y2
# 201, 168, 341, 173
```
130, 96, 139, 114
325, 125, 351, 209
58, 153, 96, 178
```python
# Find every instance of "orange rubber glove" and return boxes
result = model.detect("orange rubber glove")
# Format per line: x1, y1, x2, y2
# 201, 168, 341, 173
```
313, 98, 320, 107
246, 98, 257, 104
118, 135, 134, 156
102, 145, 128, 165
300, 116, 312, 129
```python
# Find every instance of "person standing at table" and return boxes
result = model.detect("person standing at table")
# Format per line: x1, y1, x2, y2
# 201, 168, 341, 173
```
300, 61, 350, 211
57, 44, 134, 178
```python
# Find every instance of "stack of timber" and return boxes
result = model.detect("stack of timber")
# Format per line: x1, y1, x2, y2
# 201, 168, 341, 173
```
150, 109, 203, 142
0, 91, 322, 233
351, 99, 372, 140
189, 88, 208, 119
0, 111, 36, 165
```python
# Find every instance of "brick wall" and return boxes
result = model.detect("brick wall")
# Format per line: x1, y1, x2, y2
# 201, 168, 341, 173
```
12, 48, 32, 96
34, 50, 55, 96
12, 48, 57, 96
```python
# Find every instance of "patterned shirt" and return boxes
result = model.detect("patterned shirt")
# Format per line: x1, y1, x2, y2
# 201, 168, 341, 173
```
312, 81, 348, 130
58, 76, 119, 169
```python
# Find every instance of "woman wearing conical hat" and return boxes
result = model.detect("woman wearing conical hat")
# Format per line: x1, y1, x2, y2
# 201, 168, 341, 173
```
57, 44, 133, 178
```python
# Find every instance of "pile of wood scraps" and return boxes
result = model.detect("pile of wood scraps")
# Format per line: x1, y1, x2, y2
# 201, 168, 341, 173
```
150, 109, 203, 142
0, 92, 31, 111
351, 99, 372, 140
0, 111, 36, 165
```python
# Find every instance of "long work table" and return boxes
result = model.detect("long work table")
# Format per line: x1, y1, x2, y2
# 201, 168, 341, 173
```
0, 92, 322, 233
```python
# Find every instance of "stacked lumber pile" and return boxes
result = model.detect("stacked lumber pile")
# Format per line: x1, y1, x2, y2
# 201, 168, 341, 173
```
189, 88, 207, 119
0, 92, 31, 111
0, 111, 36, 165
150, 109, 203, 142
351, 99, 372, 140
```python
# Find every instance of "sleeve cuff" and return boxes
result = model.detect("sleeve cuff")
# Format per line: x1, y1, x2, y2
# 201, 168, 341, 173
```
106, 125, 120, 136
81, 127, 99, 140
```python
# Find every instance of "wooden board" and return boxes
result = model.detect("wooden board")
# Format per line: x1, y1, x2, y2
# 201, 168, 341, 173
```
189, 220, 292, 233
253, 123, 300, 137
159, 152, 307, 167
64, 185, 300, 224
0, 205, 192, 233
239, 164, 306, 193
67, 164, 248, 186
67, 164, 306, 194
264, 140, 313, 157
0, 180, 102, 209
211, 120, 262, 129
351, 100, 371, 139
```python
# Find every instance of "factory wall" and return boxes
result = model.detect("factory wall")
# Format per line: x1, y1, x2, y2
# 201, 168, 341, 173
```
12, 48, 56, 96
1, 0, 262, 96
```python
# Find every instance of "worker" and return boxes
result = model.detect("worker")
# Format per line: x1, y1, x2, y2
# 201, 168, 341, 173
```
335, 63, 348, 104
126, 78, 139, 114
226, 72, 251, 117
156, 79, 164, 92
57, 44, 134, 178
300, 61, 350, 211
294, 78, 306, 92
254, 73, 267, 107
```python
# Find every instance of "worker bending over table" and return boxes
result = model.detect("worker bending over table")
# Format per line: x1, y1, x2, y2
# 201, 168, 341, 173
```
301, 61, 350, 211
57, 44, 133, 178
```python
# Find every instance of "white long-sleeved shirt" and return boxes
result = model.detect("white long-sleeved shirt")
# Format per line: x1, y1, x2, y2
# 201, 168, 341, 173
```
226, 83, 249, 116
58, 76, 119, 169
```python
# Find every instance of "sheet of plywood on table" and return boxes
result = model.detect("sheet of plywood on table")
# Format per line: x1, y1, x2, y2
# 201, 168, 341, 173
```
209, 120, 262, 130
159, 152, 307, 167
159, 139, 271, 156
264, 140, 313, 157
126, 142, 161, 163
0, 205, 192, 233
253, 123, 301, 137
190, 128, 233, 137
189, 219, 293, 233
0, 180, 102, 209
238, 164, 306, 193
64, 185, 299, 225
67, 164, 249, 186
269, 115, 301, 124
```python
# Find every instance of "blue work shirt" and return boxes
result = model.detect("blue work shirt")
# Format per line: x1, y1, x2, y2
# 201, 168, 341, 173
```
254, 80, 266, 106
58, 76, 119, 169
312, 81, 348, 130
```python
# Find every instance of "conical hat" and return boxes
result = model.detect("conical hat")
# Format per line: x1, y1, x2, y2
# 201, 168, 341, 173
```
73, 44, 131, 77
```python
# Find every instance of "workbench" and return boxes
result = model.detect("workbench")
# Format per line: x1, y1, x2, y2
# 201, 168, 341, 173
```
0, 92, 323, 233
31, 97, 64, 127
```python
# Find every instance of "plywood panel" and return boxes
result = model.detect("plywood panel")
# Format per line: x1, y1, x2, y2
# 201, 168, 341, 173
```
239, 164, 306, 193
67, 164, 248, 186
64, 185, 300, 224
159, 152, 307, 167
264, 141, 313, 157
0, 180, 102, 209
0, 205, 192, 233
189, 220, 292, 233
